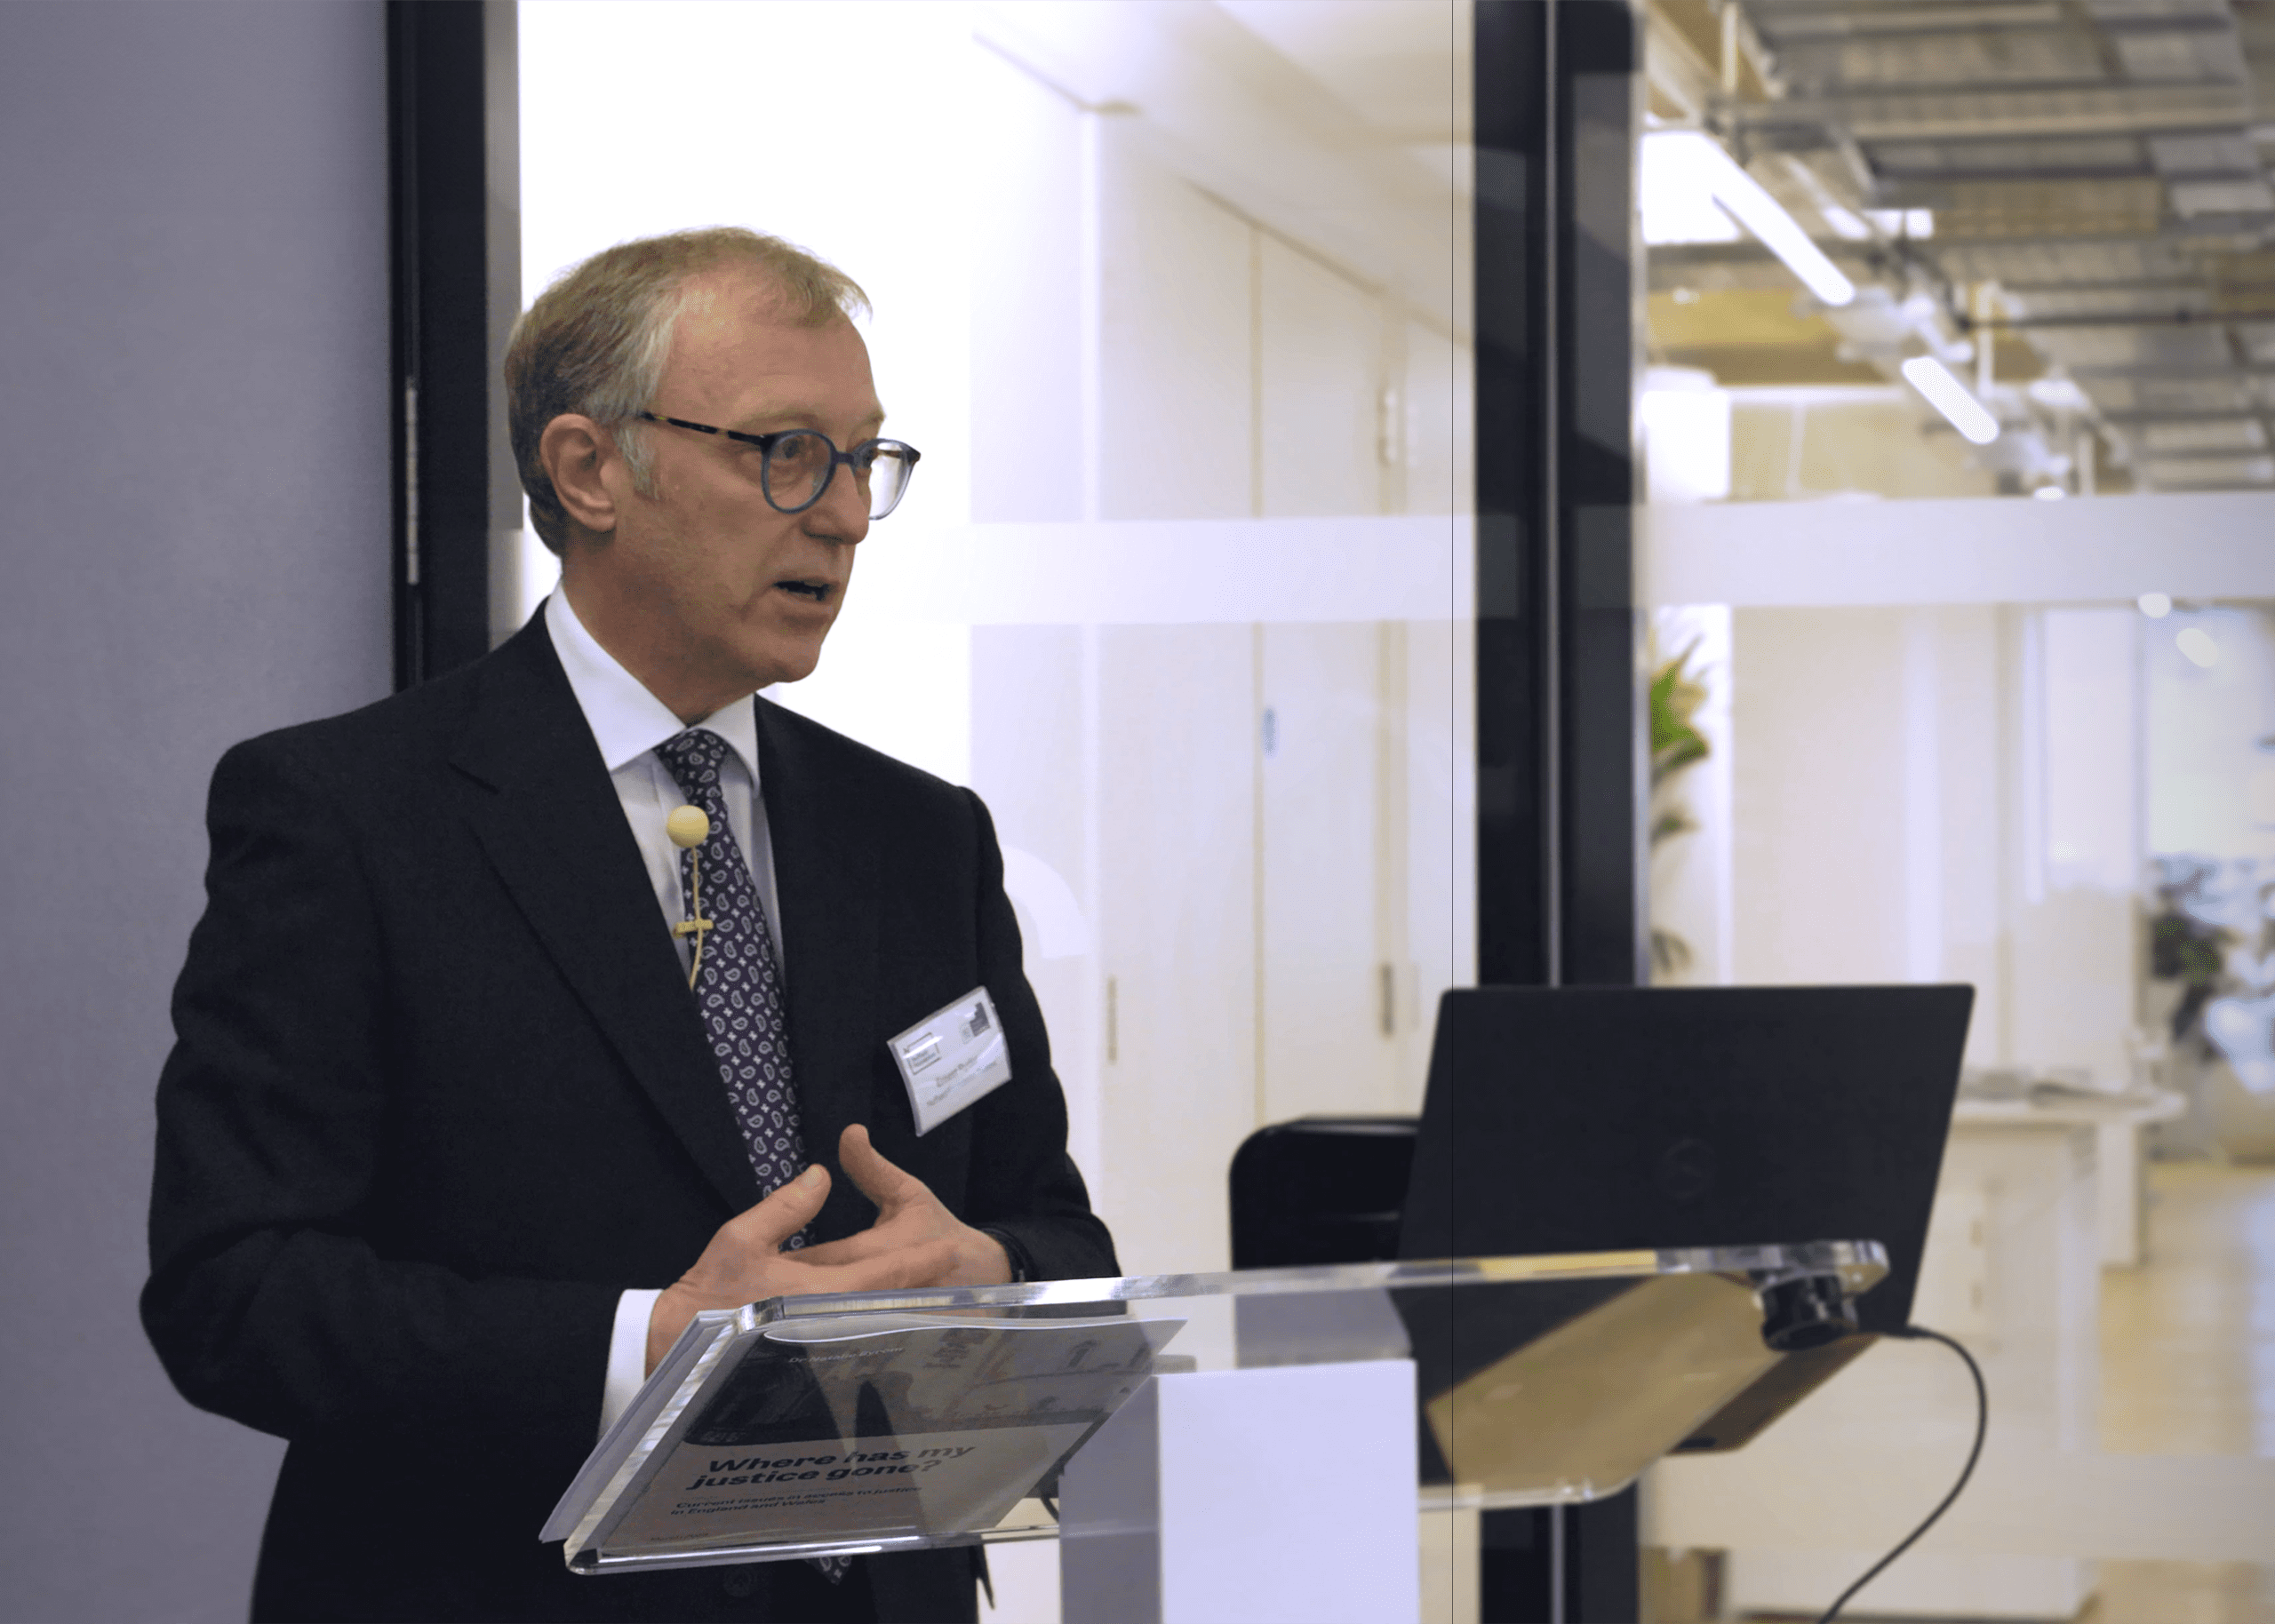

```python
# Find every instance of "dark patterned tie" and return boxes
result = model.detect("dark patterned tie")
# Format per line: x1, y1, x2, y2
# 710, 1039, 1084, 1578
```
654, 728, 850, 1585
653, 728, 809, 1220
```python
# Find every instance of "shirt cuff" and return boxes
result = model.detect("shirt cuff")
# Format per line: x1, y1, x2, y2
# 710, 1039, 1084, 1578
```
978, 1225, 1035, 1284
601, 1287, 664, 1439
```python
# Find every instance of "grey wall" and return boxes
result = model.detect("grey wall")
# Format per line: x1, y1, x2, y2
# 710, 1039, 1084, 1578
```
0, 5, 392, 1618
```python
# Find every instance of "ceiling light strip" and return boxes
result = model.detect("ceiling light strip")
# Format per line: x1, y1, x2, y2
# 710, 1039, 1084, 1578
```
1649, 131, 1857, 306
1902, 356, 2001, 445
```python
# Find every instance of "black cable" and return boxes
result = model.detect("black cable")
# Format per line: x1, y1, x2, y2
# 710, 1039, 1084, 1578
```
1815, 1325, 1988, 1624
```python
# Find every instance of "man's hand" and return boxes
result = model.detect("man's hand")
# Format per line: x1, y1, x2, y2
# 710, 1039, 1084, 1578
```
645, 1161, 959, 1373
794, 1124, 1014, 1288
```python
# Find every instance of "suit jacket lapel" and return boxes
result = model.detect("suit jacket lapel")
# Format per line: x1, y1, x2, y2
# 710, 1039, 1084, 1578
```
450, 619, 760, 1213
754, 698, 881, 1238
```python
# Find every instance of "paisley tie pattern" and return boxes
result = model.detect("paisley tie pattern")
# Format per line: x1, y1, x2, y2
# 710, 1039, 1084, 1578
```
653, 728, 808, 1222
653, 728, 849, 1586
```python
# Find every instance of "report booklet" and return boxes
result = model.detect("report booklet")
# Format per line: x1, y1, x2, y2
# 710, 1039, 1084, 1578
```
542, 1302, 1182, 1572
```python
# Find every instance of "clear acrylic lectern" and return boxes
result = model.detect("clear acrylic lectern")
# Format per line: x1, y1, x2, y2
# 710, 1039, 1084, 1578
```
542, 1242, 1885, 1621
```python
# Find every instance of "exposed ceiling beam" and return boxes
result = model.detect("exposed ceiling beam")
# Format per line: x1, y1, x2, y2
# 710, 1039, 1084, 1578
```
2133, 447, 2274, 463
1647, 0, 2275, 494
1876, 163, 2156, 183
1864, 126, 2198, 147
2070, 360, 2275, 377
1962, 307, 2275, 327
1645, 6, 1716, 118
1651, 233, 2275, 283
1747, 76, 2237, 102
1723, 84, 2255, 141
1745, 0, 2231, 26
2095, 407, 2274, 424
2000, 277, 2236, 292
1747, 4, 2070, 44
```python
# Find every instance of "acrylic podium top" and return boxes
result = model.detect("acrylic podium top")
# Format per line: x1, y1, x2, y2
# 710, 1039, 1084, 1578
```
545, 1240, 1886, 1577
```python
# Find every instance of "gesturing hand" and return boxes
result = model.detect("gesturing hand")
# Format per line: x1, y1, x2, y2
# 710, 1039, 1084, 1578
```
645, 1160, 959, 1373
794, 1124, 1013, 1289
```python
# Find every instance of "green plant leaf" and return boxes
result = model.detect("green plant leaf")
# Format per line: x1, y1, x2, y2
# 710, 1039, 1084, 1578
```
1650, 808, 1697, 846
1648, 637, 1711, 789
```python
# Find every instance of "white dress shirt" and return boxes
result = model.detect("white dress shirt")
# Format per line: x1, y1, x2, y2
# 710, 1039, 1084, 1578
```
543, 589, 786, 1435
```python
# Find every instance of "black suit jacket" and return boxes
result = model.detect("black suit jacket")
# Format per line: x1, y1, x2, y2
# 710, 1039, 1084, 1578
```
142, 615, 1116, 1622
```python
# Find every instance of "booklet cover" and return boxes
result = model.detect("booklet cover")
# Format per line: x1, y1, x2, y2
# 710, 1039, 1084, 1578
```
545, 1307, 1182, 1571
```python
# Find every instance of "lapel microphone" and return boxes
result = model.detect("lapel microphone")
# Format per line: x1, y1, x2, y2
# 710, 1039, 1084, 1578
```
666, 805, 714, 990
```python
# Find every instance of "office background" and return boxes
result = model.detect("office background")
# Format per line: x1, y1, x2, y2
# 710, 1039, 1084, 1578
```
5, 3, 2275, 1621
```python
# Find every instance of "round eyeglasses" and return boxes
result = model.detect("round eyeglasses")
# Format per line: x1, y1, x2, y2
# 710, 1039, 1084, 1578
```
635, 411, 922, 521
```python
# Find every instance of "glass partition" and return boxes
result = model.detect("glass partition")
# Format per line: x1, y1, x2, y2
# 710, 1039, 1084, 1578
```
515, 1, 1475, 1278
1632, 1, 2275, 1610
1632, 0, 2275, 1152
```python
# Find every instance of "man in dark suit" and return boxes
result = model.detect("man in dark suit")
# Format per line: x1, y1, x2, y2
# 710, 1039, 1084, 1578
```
142, 228, 1116, 1622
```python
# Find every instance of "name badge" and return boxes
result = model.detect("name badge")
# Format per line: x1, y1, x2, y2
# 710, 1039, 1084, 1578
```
887, 987, 1013, 1135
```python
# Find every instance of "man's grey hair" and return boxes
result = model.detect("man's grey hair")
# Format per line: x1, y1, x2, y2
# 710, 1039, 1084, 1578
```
504, 227, 869, 553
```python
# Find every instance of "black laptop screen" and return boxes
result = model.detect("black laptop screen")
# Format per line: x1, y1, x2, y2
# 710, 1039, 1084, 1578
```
1398, 984, 1973, 1336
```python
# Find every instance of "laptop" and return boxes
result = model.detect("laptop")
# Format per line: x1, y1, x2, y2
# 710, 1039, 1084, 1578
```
1397, 984, 1973, 1450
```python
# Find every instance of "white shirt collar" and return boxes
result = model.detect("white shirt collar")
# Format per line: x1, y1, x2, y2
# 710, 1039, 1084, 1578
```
544, 590, 761, 782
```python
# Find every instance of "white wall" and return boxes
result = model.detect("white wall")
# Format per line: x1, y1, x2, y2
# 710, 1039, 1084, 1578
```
965, 64, 1472, 1272
969, 38, 1087, 527
1405, 320, 1474, 517
1096, 116, 1256, 524
1643, 490, 2275, 610
1720, 602, 2145, 1083
1725, 389, 1996, 503
2148, 605, 2275, 864
1093, 625, 1263, 1270
1259, 235, 1385, 518
2010, 610, 2143, 1086
1642, 471, 2275, 1096
1728, 609, 1920, 987
0, 6, 392, 1618
1648, 489, 2275, 1087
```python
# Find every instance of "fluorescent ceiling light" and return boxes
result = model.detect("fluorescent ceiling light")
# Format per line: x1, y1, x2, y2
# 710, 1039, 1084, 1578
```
2138, 592, 2174, 618
2177, 627, 2220, 669
1642, 131, 1856, 306
1640, 133, 1742, 244
1820, 203, 1871, 242
1901, 355, 2000, 445
1866, 208, 1935, 240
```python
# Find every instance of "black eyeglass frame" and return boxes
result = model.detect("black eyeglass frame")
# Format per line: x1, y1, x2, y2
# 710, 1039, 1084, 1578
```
634, 411, 922, 519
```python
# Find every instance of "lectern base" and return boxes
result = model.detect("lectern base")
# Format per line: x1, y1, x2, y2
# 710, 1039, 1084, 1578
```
1058, 1360, 1421, 1624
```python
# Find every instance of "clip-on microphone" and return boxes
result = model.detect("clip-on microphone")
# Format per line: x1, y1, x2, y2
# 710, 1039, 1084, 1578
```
667, 805, 714, 990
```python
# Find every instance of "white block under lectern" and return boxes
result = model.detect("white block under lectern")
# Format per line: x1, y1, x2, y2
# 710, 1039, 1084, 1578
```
1058, 1360, 1421, 1624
